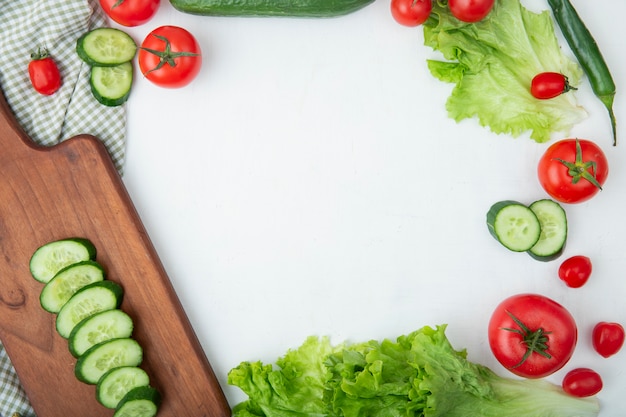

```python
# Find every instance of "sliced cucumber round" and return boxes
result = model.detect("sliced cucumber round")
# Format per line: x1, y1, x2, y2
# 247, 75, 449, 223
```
29, 238, 96, 283
75, 338, 143, 385
114, 386, 161, 417
69, 309, 134, 358
56, 281, 124, 339
97, 366, 150, 409
40, 260, 105, 313
486, 200, 541, 252
77, 28, 137, 66
528, 199, 568, 261
90, 62, 133, 107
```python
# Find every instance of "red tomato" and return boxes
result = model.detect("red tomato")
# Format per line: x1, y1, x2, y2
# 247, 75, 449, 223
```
138, 26, 202, 88
488, 293, 577, 378
558, 255, 592, 288
99, 0, 160, 27
390, 0, 432, 27
537, 139, 609, 204
28, 49, 61, 96
531, 72, 575, 100
592, 321, 625, 358
447, 0, 494, 22
562, 368, 603, 397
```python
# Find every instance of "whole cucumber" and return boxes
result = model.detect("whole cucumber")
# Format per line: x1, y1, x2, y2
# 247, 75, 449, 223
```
170, 0, 375, 17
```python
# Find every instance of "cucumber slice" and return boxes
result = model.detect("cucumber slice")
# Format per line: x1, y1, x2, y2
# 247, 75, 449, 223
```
69, 309, 134, 358
96, 366, 150, 409
75, 338, 143, 384
528, 199, 568, 261
40, 261, 105, 313
114, 386, 161, 417
76, 28, 137, 66
29, 238, 96, 283
486, 200, 541, 252
56, 281, 124, 339
90, 62, 133, 107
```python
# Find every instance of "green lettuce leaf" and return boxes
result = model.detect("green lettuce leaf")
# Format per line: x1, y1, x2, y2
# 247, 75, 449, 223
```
423, 0, 586, 142
228, 325, 600, 417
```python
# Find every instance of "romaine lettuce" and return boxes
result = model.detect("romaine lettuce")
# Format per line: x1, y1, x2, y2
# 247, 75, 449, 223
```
423, 0, 587, 142
228, 325, 599, 416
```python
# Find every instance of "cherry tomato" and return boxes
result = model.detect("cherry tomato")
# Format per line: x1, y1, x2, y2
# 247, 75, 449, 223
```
99, 0, 160, 27
592, 321, 625, 358
562, 368, 603, 397
138, 26, 202, 89
558, 255, 592, 288
447, 0, 494, 22
488, 293, 577, 378
28, 48, 61, 96
537, 138, 608, 204
390, 0, 432, 27
531, 72, 575, 100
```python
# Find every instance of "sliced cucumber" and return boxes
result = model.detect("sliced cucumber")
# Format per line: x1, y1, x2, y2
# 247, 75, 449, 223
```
76, 28, 137, 66
114, 386, 161, 417
29, 238, 96, 283
75, 338, 143, 385
486, 200, 541, 252
69, 309, 134, 358
56, 281, 124, 339
40, 261, 105, 313
96, 366, 150, 409
90, 62, 133, 107
528, 199, 568, 261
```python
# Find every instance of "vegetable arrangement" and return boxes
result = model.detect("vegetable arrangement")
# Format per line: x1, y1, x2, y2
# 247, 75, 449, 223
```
228, 325, 600, 417
29, 238, 161, 417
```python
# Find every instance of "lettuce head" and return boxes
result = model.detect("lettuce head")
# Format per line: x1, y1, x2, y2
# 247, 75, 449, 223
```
423, 0, 586, 142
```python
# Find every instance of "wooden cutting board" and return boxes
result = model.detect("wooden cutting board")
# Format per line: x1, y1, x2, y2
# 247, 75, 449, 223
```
0, 92, 231, 417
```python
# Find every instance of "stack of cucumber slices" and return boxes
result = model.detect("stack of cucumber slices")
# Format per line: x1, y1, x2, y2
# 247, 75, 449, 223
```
487, 199, 568, 261
29, 238, 161, 417
76, 28, 137, 107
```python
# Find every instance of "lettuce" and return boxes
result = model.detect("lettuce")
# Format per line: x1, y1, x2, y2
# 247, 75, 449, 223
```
228, 325, 599, 417
423, 0, 587, 142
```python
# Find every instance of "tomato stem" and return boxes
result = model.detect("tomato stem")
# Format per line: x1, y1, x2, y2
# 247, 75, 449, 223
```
140, 34, 200, 75
501, 310, 552, 368
553, 138, 603, 190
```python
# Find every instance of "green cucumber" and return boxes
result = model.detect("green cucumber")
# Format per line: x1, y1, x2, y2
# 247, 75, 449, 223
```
486, 200, 541, 252
90, 62, 133, 107
114, 386, 161, 417
29, 238, 96, 283
75, 338, 143, 384
169, 0, 375, 17
40, 261, 105, 313
96, 366, 150, 409
528, 199, 568, 261
56, 281, 124, 339
69, 309, 134, 358
77, 28, 137, 66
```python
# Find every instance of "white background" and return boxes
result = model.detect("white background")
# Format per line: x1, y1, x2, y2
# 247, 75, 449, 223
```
118, 0, 625, 414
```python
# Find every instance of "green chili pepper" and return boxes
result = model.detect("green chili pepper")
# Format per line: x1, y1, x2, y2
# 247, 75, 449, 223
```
548, 0, 617, 145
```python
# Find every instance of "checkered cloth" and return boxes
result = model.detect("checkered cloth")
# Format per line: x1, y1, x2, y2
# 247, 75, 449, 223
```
0, 0, 127, 174
0, 1, 128, 415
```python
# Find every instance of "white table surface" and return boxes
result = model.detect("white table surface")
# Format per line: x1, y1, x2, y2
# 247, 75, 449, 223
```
119, 0, 625, 414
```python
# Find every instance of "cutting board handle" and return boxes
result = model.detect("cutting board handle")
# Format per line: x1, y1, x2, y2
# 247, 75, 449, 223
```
0, 90, 48, 156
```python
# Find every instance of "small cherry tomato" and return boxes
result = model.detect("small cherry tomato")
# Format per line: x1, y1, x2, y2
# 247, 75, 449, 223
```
28, 48, 61, 96
99, 0, 160, 27
537, 138, 609, 204
447, 0, 494, 22
531, 72, 576, 100
562, 368, 603, 397
558, 255, 592, 288
488, 293, 577, 378
390, 0, 432, 27
138, 26, 202, 88
592, 322, 625, 358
